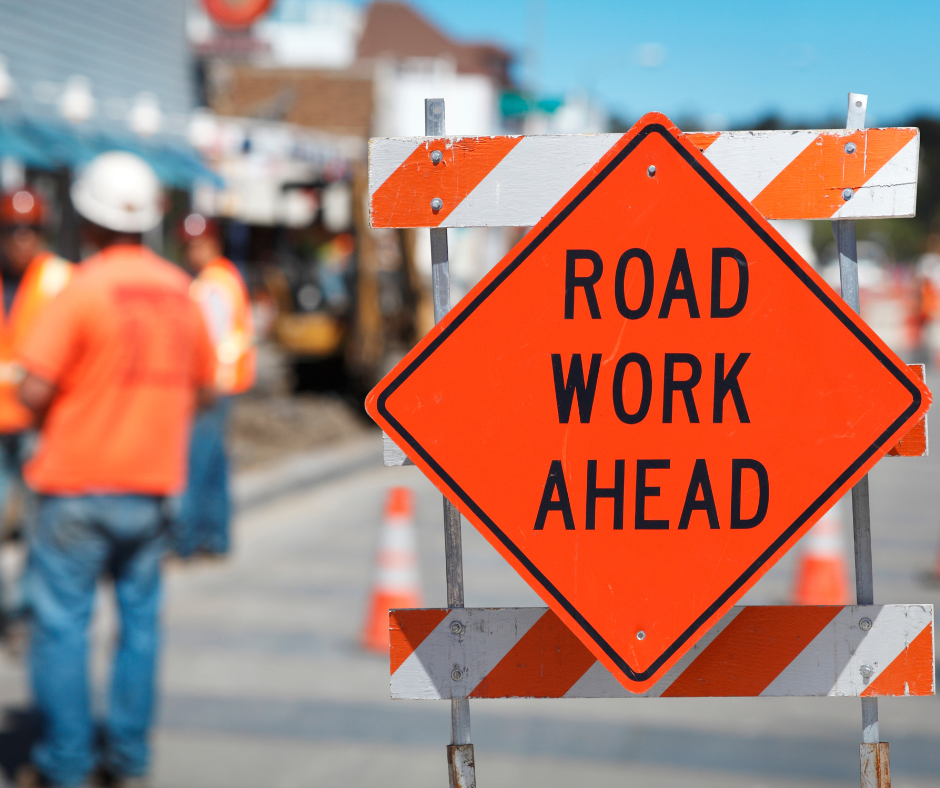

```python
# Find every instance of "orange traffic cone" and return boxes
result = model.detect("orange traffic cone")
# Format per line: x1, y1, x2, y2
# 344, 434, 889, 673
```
362, 487, 422, 651
792, 497, 850, 605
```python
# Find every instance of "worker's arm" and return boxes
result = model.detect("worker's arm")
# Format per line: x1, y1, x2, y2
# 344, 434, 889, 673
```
19, 371, 56, 426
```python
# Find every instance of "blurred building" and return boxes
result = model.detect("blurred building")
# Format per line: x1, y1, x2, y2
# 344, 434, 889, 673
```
188, 0, 528, 385
254, 1, 364, 70
0, 0, 217, 260
502, 90, 609, 135
0, 0, 195, 121
359, 1, 511, 137
193, 0, 512, 136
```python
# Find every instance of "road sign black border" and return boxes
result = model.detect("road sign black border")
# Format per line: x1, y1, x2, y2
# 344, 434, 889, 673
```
376, 122, 923, 684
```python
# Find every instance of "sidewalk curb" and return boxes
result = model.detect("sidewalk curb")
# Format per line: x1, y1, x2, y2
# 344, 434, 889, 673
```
233, 432, 384, 511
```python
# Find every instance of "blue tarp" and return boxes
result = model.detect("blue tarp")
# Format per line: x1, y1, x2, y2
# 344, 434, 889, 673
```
0, 112, 223, 188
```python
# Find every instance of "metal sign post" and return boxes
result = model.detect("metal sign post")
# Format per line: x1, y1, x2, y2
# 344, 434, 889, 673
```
833, 92, 891, 787
425, 97, 476, 788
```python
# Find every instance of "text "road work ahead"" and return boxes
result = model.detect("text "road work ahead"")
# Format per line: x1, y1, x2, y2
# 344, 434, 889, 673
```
535, 246, 769, 532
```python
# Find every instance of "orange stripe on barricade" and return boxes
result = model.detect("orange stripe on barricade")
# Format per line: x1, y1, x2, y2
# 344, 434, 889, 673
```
661, 606, 841, 697
888, 365, 927, 456
389, 608, 449, 674
889, 417, 927, 456
862, 623, 935, 697
751, 127, 917, 219
370, 135, 523, 228
685, 132, 721, 152
469, 610, 596, 698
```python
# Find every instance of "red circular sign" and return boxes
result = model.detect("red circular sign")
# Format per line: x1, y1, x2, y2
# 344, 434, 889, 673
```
202, 0, 273, 28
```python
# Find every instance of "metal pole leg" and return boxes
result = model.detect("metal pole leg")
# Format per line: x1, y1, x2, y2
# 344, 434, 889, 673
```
832, 91, 890, 788
425, 97, 476, 788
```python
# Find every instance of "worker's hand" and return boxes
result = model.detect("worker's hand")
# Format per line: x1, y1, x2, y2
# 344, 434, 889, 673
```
19, 371, 55, 425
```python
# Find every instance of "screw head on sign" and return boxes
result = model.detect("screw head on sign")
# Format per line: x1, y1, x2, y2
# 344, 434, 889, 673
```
647, 165, 656, 177
636, 630, 646, 640
845, 142, 857, 154
431, 197, 443, 212
451, 668, 463, 681
430, 149, 443, 164
842, 188, 854, 201
860, 664, 874, 679
450, 621, 464, 635
859, 617, 873, 631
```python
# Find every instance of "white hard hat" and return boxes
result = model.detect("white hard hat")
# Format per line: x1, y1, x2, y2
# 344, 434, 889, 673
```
71, 151, 163, 233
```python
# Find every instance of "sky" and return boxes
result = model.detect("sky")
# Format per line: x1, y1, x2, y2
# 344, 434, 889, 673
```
352, 0, 940, 128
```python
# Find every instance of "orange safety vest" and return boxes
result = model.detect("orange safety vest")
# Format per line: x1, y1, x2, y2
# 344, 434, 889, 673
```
190, 256, 256, 395
0, 251, 72, 432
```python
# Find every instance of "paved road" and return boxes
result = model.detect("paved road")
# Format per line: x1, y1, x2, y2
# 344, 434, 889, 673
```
0, 390, 938, 787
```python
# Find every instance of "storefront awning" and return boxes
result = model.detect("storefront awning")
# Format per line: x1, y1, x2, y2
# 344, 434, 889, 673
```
0, 112, 223, 189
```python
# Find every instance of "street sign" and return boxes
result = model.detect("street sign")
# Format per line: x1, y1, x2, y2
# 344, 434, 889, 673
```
366, 112, 931, 693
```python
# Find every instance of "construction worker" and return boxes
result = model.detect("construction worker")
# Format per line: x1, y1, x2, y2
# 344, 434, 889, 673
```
174, 213, 255, 558
15, 152, 215, 788
0, 190, 71, 541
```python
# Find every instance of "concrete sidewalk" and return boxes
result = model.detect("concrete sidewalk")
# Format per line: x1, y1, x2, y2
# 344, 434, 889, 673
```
232, 431, 384, 511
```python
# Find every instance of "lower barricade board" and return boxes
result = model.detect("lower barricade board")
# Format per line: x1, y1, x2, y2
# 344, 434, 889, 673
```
389, 605, 934, 699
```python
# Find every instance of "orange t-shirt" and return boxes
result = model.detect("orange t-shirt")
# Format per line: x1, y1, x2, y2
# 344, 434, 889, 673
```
0, 251, 72, 433
19, 245, 215, 495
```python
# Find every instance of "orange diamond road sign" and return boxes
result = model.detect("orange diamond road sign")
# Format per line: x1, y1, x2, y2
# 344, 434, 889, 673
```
365, 112, 931, 693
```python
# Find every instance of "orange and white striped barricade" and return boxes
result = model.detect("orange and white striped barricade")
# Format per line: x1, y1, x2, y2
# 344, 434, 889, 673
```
371, 94, 929, 788
369, 128, 918, 230
390, 605, 934, 700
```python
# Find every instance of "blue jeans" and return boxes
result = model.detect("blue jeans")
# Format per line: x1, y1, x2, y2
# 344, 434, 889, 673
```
0, 431, 36, 616
0, 432, 30, 511
25, 494, 165, 787
174, 398, 231, 557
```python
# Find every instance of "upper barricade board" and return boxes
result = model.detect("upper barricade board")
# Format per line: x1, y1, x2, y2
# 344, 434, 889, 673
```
369, 127, 919, 228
